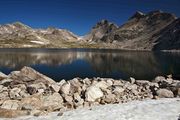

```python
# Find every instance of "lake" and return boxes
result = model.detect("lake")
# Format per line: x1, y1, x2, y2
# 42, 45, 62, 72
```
0, 48, 180, 81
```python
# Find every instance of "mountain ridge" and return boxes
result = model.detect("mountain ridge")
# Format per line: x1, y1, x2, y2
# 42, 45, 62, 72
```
0, 10, 179, 50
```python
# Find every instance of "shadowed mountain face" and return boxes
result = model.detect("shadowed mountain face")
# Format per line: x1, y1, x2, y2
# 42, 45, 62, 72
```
95, 10, 179, 50
0, 10, 179, 50
0, 49, 180, 80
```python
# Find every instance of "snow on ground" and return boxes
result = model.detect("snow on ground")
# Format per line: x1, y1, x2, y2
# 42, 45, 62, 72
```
30, 41, 45, 45
1, 98, 180, 120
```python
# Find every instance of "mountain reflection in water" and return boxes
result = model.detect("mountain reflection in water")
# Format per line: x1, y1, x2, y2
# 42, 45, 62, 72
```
0, 49, 180, 81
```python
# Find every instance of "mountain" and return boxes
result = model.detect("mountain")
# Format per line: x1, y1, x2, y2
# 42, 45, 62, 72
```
89, 10, 179, 50
82, 20, 118, 42
0, 22, 79, 48
0, 10, 179, 50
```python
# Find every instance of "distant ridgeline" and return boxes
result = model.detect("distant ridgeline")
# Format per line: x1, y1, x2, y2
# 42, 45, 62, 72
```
0, 10, 179, 50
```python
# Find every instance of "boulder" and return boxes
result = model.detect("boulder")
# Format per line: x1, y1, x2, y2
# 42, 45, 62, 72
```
1, 100, 20, 110
9, 87, 21, 99
0, 91, 9, 100
0, 109, 28, 118
85, 86, 104, 102
130, 77, 136, 84
57, 79, 66, 86
73, 92, 84, 108
42, 93, 63, 111
106, 79, 113, 86
156, 89, 174, 98
94, 81, 110, 90
20, 94, 43, 110
60, 82, 71, 95
9, 66, 55, 84
83, 78, 91, 85
0, 72, 8, 80
27, 82, 46, 95
103, 93, 116, 103
64, 95, 73, 103
154, 76, 173, 85
29, 110, 48, 116
113, 80, 123, 86
113, 86, 125, 95
50, 83, 60, 92
0, 79, 13, 86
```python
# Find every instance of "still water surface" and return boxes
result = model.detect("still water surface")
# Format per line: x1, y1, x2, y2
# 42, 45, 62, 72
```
0, 48, 180, 81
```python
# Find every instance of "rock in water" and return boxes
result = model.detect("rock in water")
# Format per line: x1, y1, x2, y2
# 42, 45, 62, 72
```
85, 86, 103, 102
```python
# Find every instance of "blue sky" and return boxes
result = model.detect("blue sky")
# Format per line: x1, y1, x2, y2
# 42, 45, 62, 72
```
0, 0, 179, 35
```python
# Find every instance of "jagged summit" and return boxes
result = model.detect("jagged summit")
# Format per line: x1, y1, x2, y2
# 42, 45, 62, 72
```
93, 19, 118, 29
129, 11, 145, 20
83, 19, 118, 42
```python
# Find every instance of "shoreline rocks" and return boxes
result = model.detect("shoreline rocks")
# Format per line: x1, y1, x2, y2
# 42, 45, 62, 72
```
0, 66, 180, 118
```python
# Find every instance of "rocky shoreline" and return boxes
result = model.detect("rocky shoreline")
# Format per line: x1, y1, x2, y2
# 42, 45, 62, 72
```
0, 66, 180, 118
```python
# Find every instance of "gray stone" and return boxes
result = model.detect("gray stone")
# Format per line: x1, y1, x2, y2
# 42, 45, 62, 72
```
20, 94, 43, 110
95, 81, 110, 90
64, 95, 73, 103
0, 79, 13, 86
0, 92, 9, 100
50, 83, 60, 92
156, 89, 174, 98
0, 72, 8, 80
60, 82, 71, 95
104, 93, 116, 103
10, 87, 21, 99
1, 100, 20, 110
27, 82, 46, 95
113, 86, 125, 95
73, 92, 84, 108
42, 93, 63, 111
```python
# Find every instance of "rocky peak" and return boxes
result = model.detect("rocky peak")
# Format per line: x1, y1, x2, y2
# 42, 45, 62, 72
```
148, 10, 163, 15
129, 11, 145, 20
146, 10, 177, 21
12, 22, 31, 29
93, 19, 118, 29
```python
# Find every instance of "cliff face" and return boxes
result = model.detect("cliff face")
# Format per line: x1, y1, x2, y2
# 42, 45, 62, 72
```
0, 10, 179, 50
82, 20, 118, 42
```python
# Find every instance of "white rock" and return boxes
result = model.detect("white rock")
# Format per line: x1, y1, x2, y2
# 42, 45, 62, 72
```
50, 83, 60, 92
85, 86, 103, 102
60, 82, 71, 95
130, 77, 136, 84
95, 81, 110, 90
113, 86, 125, 95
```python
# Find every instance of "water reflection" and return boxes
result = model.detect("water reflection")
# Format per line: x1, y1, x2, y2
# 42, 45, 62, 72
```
0, 49, 180, 80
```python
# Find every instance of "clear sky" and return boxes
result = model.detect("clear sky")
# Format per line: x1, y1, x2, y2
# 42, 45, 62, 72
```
0, 0, 179, 35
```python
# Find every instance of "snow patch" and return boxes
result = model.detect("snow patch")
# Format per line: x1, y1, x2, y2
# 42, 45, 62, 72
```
30, 41, 45, 45
3, 98, 180, 120
23, 45, 33, 47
